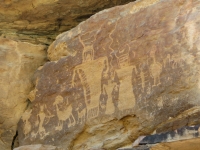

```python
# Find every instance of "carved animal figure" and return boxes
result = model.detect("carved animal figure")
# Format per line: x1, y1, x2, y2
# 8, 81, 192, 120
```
53, 95, 75, 130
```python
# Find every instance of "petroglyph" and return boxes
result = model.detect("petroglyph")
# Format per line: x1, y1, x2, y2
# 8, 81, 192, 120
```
115, 44, 136, 111
22, 110, 32, 137
79, 36, 94, 62
72, 56, 107, 120
75, 101, 86, 125
37, 104, 49, 139
17, 1, 200, 149
149, 46, 162, 87
99, 59, 116, 115
53, 95, 75, 130
138, 63, 149, 92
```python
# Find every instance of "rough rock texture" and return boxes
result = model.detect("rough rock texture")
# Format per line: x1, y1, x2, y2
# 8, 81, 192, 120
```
18, 0, 200, 149
13, 144, 60, 150
127, 124, 200, 149
0, 38, 47, 150
0, 0, 135, 45
150, 138, 200, 150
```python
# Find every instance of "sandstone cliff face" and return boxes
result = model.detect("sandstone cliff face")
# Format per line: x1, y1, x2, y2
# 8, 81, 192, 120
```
17, 0, 200, 149
0, 0, 135, 45
0, 38, 47, 150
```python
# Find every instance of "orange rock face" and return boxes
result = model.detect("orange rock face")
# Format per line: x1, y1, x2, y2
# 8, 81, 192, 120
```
0, 38, 47, 149
18, 0, 200, 149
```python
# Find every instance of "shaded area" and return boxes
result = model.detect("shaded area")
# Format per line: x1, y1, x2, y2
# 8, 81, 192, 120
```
0, 0, 136, 45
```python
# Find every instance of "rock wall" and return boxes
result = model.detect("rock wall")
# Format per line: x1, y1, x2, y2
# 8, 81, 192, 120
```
0, 38, 47, 150
17, 0, 200, 149
0, 0, 135, 45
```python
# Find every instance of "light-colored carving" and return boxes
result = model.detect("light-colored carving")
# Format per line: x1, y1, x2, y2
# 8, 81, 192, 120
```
100, 59, 115, 115
138, 63, 149, 92
31, 131, 37, 138
108, 20, 118, 52
53, 95, 75, 130
149, 46, 162, 87
37, 104, 49, 139
22, 110, 32, 137
163, 54, 171, 68
171, 53, 180, 69
30, 103, 54, 139
157, 96, 163, 108
146, 82, 152, 95
79, 36, 94, 62
78, 26, 102, 63
72, 57, 107, 120
115, 44, 136, 111
75, 102, 86, 125
104, 81, 116, 115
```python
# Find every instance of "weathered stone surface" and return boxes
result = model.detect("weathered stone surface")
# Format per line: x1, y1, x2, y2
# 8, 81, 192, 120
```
0, 38, 47, 150
18, 0, 200, 149
0, 0, 135, 45
150, 138, 200, 150
120, 124, 200, 149
139, 124, 200, 145
14, 144, 60, 150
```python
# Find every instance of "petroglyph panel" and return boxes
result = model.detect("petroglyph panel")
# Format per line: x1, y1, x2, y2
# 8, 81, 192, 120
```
18, 0, 200, 149
72, 57, 107, 120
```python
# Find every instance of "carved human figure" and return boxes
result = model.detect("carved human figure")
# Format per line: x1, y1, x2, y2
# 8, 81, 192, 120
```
99, 59, 116, 115
149, 45, 162, 87
72, 57, 107, 120
114, 44, 136, 111
37, 104, 49, 139
79, 34, 94, 63
112, 83, 120, 113
53, 95, 76, 130
99, 87, 108, 114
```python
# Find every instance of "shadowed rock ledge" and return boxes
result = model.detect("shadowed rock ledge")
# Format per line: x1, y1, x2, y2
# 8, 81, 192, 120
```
0, 0, 135, 45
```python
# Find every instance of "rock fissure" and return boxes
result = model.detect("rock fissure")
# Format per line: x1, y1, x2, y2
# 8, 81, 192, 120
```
11, 131, 18, 150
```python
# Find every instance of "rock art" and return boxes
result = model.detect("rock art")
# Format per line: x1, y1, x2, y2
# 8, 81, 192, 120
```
18, 0, 200, 149
0, 38, 46, 150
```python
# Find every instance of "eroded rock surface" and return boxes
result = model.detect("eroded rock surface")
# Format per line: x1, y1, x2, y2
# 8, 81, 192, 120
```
13, 144, 60, 150
0, 38, 47, 149
0, 0, 135, 45
150, 138, 200, 150
18, 0, 200, 149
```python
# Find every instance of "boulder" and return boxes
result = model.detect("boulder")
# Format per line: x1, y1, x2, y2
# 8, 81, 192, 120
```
0, 38, 46, 149
18, 0, 200, 149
